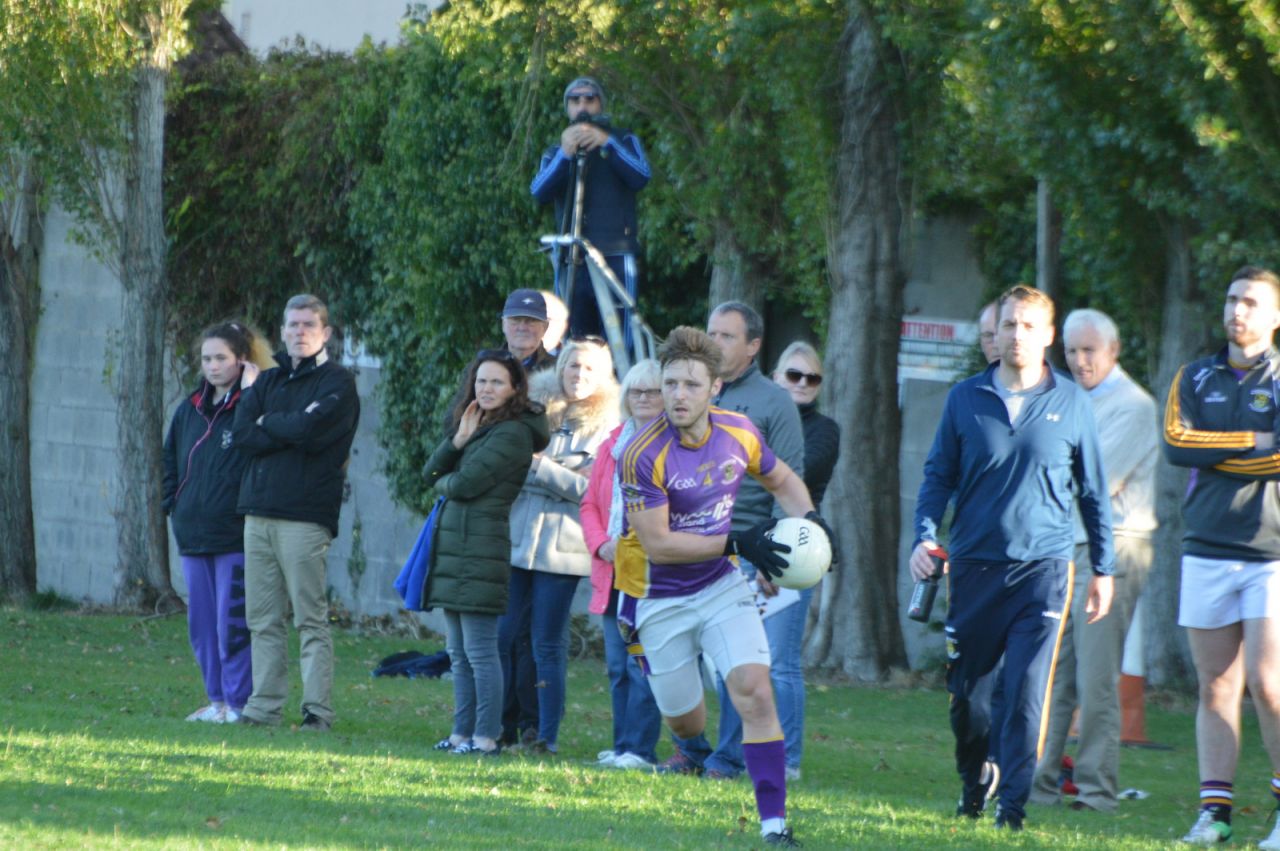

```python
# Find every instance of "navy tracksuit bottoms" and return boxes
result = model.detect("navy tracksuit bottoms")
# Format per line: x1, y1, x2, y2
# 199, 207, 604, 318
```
946, 558, 1072, 820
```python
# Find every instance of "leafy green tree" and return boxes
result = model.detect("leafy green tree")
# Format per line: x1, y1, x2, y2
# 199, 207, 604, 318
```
0, 0, 195, 608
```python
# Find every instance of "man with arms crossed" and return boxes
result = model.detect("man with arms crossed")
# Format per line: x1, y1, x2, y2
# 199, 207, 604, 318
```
911, 285, 1115, 830
617, 326, 825, 847
1164, 266, 1280, 848
233, 294, 359, 731
1031, 308, 1158, 813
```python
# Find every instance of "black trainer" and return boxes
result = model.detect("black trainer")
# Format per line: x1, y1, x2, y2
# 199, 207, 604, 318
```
300, 711, 331, 732
955, 760, 998, 819
763, 827, 801, 847
994, 804, 1023, 831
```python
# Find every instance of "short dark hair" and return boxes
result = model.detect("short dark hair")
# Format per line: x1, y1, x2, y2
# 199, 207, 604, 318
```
710, 301, 764, 343
1230, 265, 1280, 301
448, 349, 537, 431
658, 326, 724, 378
997, 284, 1055, 325
284, 293, 329, 326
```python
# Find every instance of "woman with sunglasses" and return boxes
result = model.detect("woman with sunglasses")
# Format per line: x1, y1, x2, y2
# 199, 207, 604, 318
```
424, 349, 550, 756
774, 342, 840, 507
580, 359, 664, 770
501, 337, 620, 754
765, 340, 841, 781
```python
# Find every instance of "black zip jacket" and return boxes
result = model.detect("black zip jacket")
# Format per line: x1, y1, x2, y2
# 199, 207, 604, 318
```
232, 350, 360, 538
162, 381, 249, 555
1164, 346, 1280, 561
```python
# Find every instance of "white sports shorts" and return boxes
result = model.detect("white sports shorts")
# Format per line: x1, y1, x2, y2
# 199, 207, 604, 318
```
1178, 554, 1280, 629
635, 570, 771, 717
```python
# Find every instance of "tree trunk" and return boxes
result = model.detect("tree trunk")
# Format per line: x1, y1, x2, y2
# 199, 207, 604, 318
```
805, 3, 909, 680
113, 65, 174, 610
0, 153, 42, 604
1035, 179, 1061, 302
707, 219, 765, 316
1145, 220, 1201, 687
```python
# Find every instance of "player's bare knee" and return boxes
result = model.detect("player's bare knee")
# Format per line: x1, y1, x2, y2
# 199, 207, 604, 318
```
1246, 670, 1280, 714
726, 665, 775, 722
667, 709, 704, 739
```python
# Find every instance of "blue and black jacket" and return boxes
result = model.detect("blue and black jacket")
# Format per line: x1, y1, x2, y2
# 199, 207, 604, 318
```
530, 128, 651, 256
913, 363, 1115, 574
162, 380, 249, 555
1163, 346, 1280, 561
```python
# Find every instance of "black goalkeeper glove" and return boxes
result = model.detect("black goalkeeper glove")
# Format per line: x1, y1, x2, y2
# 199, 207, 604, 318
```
805, 510, 838, 568
724, 518, 789, 579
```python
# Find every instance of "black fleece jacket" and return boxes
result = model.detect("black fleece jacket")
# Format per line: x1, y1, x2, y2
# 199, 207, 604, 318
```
232, 350, 360, 537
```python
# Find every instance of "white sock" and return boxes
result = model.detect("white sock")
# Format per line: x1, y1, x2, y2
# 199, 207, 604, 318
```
760, 817, 786, 837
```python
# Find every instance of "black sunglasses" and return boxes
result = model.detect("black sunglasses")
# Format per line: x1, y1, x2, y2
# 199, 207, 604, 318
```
570, 335, 608, 345
784, 368, 823, 387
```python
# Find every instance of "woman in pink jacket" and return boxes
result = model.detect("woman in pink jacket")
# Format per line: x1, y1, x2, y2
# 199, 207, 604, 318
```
580, 359, 664, 770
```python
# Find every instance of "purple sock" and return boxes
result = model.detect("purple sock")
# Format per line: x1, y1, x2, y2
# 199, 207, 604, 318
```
743, 737, 787, 821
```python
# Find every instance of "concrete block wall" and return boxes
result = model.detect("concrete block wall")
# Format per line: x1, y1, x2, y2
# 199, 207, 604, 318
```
31, 204, 124, 604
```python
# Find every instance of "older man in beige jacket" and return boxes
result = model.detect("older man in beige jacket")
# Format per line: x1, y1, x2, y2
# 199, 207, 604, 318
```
1030, 308, 1157, 813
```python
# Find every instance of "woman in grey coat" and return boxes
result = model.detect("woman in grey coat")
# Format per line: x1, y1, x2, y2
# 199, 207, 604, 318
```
498, 338, 619, 753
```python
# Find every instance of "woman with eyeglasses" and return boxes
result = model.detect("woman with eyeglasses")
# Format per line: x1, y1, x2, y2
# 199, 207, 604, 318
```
423, 349, 550, 756
580, 359, 664, 770
766, 340, 841, 781
501, 337, 621, 754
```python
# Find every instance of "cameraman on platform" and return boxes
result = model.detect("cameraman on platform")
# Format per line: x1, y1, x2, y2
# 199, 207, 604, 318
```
530, 76, 650, 347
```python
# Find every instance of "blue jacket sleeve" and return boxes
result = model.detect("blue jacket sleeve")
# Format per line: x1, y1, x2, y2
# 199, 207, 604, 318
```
531, 147, 571, 203
602, 134, 651, 191
914, 388, 961, 548
161, 409, 180, 513
1163, 365, 1256, 469
1072, 395, 1116, 575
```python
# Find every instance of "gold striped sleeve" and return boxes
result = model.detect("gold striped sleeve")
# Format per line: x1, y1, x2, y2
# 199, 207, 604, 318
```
1215, 454, 1280, 475
1163, 366, 1256, 450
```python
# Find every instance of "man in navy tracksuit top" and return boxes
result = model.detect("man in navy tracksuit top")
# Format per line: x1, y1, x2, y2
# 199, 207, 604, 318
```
530, 76, 650, 347
911, 285, 1115, 831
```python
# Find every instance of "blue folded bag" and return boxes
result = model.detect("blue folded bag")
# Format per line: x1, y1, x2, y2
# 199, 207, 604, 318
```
393, 496, 446, 611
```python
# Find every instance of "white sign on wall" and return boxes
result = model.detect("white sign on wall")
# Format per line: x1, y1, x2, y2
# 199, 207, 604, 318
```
898, 317, 979, 384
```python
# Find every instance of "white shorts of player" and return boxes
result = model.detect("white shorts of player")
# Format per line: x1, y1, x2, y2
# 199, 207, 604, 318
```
636, 569, 772, 717
1178, 554, 1280, 629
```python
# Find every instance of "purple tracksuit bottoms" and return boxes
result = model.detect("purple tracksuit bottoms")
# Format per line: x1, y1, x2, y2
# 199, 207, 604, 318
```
183, 553, 253, 709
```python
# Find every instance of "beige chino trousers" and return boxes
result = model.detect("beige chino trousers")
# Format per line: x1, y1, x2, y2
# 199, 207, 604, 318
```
241, 516, 335, 725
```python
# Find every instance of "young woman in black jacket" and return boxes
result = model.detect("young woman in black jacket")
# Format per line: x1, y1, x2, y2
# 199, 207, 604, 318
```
162, 321, 272, 724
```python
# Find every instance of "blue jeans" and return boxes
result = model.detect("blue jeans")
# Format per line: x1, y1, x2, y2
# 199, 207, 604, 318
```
498, 568, 580, 749
704, 577, 814, 775
602, 608, 662, 762
443, 610, 502, 741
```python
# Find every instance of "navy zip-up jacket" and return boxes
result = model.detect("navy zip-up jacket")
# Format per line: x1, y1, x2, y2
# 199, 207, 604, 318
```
530, 129, 651, 256
1163, 346, 1280, 561
162, 381, 248, 555
914, 363, 1116, 575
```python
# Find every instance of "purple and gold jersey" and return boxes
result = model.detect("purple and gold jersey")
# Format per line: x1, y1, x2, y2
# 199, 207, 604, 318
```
616, 407, 777, 598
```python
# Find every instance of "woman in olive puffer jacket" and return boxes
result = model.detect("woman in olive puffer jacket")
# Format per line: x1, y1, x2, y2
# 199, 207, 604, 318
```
422, 349, 550, 756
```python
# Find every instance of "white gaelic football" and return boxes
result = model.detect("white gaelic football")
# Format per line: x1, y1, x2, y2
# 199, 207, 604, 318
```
766, 517, 832, 590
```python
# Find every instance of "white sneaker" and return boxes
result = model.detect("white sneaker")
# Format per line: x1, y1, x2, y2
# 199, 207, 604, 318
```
215, 707, 241, 724
595, 749, 618, 766
1181, 810, 1232, 845
185, 704, 223, 722
611, 752, 654, 770
1260, 813, 1280, 850
785, 766, 801, 782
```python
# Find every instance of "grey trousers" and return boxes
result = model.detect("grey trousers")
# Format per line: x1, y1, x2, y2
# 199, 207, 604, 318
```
242, 516, 334, 725
444, 610, 503, 742
1030, 536, 1152, 811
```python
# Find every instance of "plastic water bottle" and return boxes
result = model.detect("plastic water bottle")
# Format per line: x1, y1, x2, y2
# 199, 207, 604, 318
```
907, 545, 947, 622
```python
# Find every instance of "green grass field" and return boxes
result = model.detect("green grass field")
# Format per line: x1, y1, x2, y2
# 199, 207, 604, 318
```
1, 608, 1274, 849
